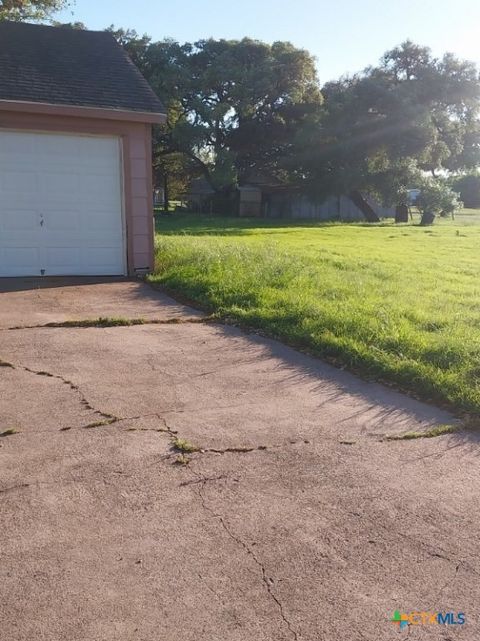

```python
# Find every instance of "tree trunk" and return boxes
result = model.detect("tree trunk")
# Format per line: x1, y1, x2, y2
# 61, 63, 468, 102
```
349, 191, 380, 222
420, 211, 436, 226
395, 204, 409, 223
163, 173, 169, 213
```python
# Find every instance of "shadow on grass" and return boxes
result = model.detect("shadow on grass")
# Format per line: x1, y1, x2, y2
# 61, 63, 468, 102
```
156, 210, 480, 236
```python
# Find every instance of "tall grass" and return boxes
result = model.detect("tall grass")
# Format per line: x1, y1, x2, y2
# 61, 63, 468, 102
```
151, 214, 480, 414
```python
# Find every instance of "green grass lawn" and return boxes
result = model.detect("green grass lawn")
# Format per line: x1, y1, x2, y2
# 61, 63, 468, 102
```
151, 210, 480, 415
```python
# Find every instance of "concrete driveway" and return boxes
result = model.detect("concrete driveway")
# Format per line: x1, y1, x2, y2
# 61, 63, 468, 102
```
1, 278, 479, 641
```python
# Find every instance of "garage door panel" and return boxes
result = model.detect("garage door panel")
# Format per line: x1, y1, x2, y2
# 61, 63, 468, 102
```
0, 247, 42, 275
0, 131, 125, 277
44, 209, 81, 233
43, 247, 123, 276
40, 135, 81, 158
0, 131, 36, 156
0, 209, 39, 233
85, 246, 125, 271
0, 171, 39, 196
40, 173, 80, 200
83, 209, 124, 235
81, 174, 121, 204
77, 137, 119, 163
45, 246, 81, 269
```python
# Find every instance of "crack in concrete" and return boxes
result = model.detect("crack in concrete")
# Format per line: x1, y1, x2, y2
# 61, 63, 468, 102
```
424, 550, 480, 584
158, 416, 180, 438
59, 413, 179, 434
190, 471, 299, 641
0, 454, 179, 496
360, 511, 469, 567
21, 365, 118, 423
197, 440, 310, 457
437, 561, 461, 598
361, 510, 480, 598
2, 358, 310, 467
180, 475, 229, 487
0, 483, 30, 495
5, 316, 214, 331
1, 357, 119, 427
64, 413, 308, 461
203, 445, 269, 454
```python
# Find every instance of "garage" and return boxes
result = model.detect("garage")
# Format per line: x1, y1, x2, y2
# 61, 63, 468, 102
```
0, 21, 165, 277
0, 131, 125, 276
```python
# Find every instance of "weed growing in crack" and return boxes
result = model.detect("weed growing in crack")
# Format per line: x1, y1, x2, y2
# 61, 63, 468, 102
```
173, 454, 191, 465
172, 438, 200, 453
0, 428, 19, 437
45, 317, 144, 328
21, 316, 213, 330
82, 418, 117, 429
386, 424, 459, 441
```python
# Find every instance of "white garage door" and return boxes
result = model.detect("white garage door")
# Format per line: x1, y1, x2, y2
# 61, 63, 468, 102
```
0, 131, 125, 276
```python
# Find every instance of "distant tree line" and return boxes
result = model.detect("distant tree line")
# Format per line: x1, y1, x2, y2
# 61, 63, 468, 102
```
112, 30, 480, 223
451, 174, 480, 208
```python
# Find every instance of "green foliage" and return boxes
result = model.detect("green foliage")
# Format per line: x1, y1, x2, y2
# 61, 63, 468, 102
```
112, 31, 323, 193
299, 40, 480, 209
0, 0, 70, 21
43, 317, 144, 328
386, 424, 459, 440
111, 30, 480, 215
151, 213, 480, 414
416, 178, 462, 224
452, 174, 480, 208
0, 428, 18, 437
172, 438, 200, 453
52, 21, 86, 29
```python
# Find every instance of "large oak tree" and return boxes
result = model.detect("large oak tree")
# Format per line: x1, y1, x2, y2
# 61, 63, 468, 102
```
113, 30, 323, 200
296, 41, 480, 220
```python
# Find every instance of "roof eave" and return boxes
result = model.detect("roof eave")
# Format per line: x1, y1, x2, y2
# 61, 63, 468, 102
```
0, 99, 166, 124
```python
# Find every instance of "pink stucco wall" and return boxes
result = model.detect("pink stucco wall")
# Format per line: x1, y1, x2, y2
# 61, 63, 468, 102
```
0, 107, 155, 275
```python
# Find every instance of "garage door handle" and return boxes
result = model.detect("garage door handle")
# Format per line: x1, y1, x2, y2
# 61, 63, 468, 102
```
40, 217, 44, 227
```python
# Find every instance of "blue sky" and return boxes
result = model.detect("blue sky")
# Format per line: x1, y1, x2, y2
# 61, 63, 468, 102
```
57, 0, 480, 82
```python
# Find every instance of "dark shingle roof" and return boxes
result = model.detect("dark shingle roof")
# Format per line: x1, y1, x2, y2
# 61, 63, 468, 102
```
0, 21, 165, 114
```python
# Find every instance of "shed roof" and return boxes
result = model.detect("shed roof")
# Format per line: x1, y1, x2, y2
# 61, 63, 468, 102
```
0, 21, 165, 116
